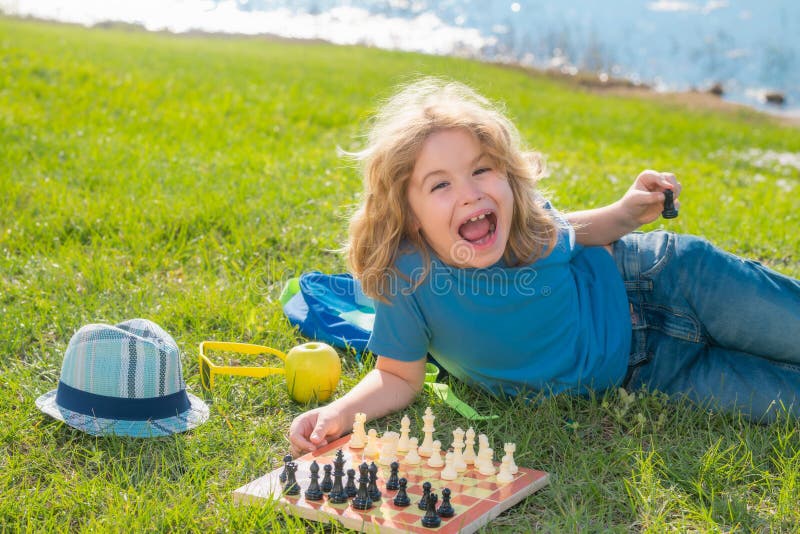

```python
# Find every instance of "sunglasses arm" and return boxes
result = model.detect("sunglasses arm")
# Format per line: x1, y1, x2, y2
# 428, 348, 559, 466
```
199, 341, 287, 362
210, 366, 285, 378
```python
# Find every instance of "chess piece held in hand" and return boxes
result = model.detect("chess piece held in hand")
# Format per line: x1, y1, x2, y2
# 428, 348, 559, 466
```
662, 189, 678, 219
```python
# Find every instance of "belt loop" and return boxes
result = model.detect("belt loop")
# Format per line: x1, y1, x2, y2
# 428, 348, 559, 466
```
625, 232, 641, 279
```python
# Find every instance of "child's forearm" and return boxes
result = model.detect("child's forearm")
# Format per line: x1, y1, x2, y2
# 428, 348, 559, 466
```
328, 368, 421, 431
567, 201, 638, 246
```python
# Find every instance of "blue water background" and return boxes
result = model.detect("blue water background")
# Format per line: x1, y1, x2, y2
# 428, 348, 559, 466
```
238, 0, 800, 113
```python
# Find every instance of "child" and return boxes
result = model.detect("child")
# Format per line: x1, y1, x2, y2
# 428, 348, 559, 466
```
289, 78, 800, 455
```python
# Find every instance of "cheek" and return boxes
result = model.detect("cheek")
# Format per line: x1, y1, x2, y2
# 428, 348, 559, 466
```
405, 193, 427, 232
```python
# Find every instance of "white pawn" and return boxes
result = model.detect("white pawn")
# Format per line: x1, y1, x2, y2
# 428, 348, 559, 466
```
349, 412, 367, 449
364, 428, 379, 457
504, 442, 518, 474
496, 454, 514, 483
440, 452, 458, 480
478, 447, 496, 476
427, 440, 444, 468
452, 428, 467, 472
418, 407, 436, 457
404, 437, 421, 465
463, 427, 477, 466
397, 415, 412, 452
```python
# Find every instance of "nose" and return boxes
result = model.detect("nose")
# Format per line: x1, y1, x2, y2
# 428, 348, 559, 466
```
458, 177, 484, 205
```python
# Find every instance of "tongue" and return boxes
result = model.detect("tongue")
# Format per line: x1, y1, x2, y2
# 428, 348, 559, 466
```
459, 217, 491, 242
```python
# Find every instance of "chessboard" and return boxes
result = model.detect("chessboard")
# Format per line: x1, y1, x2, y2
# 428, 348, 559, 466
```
233, 435, 549, 533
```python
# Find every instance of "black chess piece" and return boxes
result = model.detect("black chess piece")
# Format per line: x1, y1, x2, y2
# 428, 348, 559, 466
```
421, 492, 441, 528
662, 189, 678, 219
345, 468, 357, 498
283, 461, 300, 496
385, 461, 400, 491
304, 461, 323, 501
418, 481, 432, 510
334, 449, 346, 468
392, 477, 411, 507
321, 464, 333, 493
329, 455, 348, 504
437, 487, 455, 518
352, 462, 373, 510
279, 454, 292, 483
367, 462, 381, 501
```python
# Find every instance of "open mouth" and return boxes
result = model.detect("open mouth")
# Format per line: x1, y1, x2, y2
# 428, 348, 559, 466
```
458, 211, 497, 244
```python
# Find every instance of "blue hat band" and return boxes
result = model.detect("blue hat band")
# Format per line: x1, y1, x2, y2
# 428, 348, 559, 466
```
55, 381, 192, 421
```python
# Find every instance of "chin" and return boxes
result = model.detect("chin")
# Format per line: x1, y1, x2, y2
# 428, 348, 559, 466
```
468, 251, 504, 269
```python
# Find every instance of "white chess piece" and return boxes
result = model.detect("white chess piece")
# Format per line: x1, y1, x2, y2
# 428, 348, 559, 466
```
397, 415, 411, 452
427, 440, 444, 468
440, 452, 458, 480
349, 412, 367, 449
463, 427, 476, 465
478, 447, 496, 476
378, 431, 399, 465
452, 427, 467, 472
477, 434, 490, 463
496, 454, 514, 483
404, 437, 421, 465
418, 407, 436, 457
504, 442, 518, 474
364, 428, 379, 457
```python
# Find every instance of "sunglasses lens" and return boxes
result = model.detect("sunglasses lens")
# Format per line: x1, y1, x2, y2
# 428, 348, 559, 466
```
200, 360, 212, 391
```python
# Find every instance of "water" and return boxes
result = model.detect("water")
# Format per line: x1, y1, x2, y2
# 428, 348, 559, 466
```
3, 0, 799, 114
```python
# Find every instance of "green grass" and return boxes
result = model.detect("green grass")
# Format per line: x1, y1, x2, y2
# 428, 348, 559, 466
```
2, 15, 800, 532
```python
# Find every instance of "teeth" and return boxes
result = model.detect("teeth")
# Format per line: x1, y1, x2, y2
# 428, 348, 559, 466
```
468, 213, 487, 222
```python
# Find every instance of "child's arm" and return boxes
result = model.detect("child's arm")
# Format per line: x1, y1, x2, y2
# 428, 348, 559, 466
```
567, 170, 681, 246
288, 356, 427, 456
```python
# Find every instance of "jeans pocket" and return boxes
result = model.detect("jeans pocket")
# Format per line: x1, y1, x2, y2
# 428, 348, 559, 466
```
638, 231, 675, 278
642, 303, 704, 343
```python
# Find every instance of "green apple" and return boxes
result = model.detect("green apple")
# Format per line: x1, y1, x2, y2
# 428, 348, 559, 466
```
284, 342, 341, 404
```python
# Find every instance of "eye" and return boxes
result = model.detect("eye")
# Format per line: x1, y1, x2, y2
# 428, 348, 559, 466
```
431, 181, 449, 192
473, 167, 491, 176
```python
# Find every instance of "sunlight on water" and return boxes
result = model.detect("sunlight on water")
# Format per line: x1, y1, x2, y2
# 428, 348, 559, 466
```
2, 0, 797, 113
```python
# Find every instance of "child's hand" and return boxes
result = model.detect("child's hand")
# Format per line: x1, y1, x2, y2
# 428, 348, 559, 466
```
288, 406, 347, 457
620, 170, 682, 226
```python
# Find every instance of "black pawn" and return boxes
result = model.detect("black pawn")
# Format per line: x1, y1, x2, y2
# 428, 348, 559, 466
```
320, 464, 333, 493
367, 462, 381, 501
662, 189, 678, 219
345, 468, 357, 498
392, 477, 411, 507
421, 492, 441, 528
283, 461, 300, 496
385, 461, 400, 491
279, 454, 292, 483
437, 487, 455, 518
418, 481, 432, 510
352, 462, 373, 510
304, 461, 323, 501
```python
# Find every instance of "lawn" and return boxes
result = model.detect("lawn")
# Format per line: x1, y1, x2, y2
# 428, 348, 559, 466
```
1, 15, 799, 532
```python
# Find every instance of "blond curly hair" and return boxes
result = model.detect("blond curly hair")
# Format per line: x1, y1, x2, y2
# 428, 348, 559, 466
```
344, 77, 559, 302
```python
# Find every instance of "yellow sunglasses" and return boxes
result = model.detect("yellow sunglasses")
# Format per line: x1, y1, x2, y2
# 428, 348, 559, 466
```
198, 341, 286, 392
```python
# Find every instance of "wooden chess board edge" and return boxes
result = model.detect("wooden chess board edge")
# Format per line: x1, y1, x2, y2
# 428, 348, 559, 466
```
457, 472, 551, 534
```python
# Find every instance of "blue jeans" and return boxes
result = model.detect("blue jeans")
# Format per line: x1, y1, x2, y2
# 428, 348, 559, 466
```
612, 231, 800, 422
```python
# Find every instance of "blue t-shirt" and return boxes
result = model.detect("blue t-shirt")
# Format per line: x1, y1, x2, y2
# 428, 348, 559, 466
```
366, 203, 632, 398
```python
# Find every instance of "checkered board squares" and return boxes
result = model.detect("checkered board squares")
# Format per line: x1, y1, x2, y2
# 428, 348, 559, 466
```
234, 435, 549, 534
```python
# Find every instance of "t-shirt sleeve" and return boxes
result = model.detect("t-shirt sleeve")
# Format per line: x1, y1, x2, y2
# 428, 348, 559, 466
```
366, 277, 430, 362
541, 198, 583, 258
